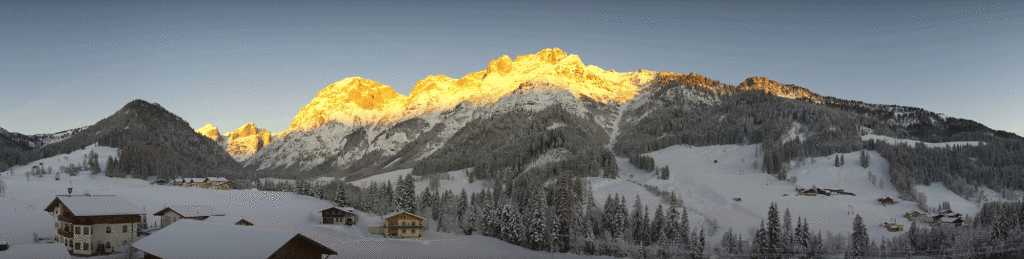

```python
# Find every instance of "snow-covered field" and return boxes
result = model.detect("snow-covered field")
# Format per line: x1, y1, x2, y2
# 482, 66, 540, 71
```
863, 134, 979, 148
0, 147, 603, 258
595, 141, 990, 248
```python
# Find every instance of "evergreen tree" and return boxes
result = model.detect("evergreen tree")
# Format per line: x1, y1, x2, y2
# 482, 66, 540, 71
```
680, 206, 690, 248
458, 189, 468, 223
461, 204, 477, 235
860, 149, 870, 168
755, 221, 767, 258
334, 184, 349, 207
666, 201, 680, 244
650, 204, 665, 243
840, 155, 845, 166
783, 208, 792, 254
631, 195, 644, 245
527, 191, 547, 250
693, 228, 705, 259
767, 202, 781, 255
834, 154, 840, 167
851, 214, 869, 257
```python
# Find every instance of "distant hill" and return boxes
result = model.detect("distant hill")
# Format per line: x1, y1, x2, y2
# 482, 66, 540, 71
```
1, 100, 249, 180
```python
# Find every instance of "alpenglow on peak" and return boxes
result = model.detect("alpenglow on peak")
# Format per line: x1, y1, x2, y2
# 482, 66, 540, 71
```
287, 48, 658, 132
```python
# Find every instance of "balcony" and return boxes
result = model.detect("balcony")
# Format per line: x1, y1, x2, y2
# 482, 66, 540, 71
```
57, 229, 73, 238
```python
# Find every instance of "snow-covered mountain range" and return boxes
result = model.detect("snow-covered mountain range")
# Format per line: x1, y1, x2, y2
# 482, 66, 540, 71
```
197, 48, 1018, 182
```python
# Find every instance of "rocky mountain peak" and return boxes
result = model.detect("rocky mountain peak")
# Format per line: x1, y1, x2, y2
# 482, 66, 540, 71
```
196, 124, 222, 142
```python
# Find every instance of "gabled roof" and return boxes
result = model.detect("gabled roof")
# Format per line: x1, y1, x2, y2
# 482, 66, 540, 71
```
205, 177, 230, 182
383, 210, 425, 221
132, 220, 336, 259
940, 217, 963, 223
203, 216, 253, 226
153, 205, 226, 218
43, 195, 144, 216
319, 207, 356, 214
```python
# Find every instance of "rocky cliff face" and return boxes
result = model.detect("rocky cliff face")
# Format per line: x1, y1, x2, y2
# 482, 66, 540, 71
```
195, 123, 273, 161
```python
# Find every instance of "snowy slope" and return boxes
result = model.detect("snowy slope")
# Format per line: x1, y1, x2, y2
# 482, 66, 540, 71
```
862, 134, 979, 148
606, 144, 986, 248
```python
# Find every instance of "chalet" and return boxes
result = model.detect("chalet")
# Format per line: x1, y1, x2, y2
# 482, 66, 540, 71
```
43, 195, 144, 256
203, 177, 233, 190
203, 216, 254, 226
369, 211, 425, 238
905, 211, 923, 221
939, 217, 964, 227
179, 178, 206, 187
132, 219, 337, 259
153, 205, 226, 228
320, 207, 358, 225
882, 222, 904, 232
151, 179, 167, 185
878, 197, 895, 206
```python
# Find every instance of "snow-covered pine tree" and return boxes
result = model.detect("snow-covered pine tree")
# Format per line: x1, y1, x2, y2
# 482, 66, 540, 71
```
840, 155, 845, 166
527, 191, 547, 250
458, 189, 468, 223
860, 150, 870, 168
767, 202, 781, 255
640, 205, 651, 246
755, 221, 767, 257
461, 203, 477, 235
834, 155, 840, 167
334, 184, 349, 207
650, 204, 665, 243
693, 228, 705, 259
666, 201, 680, 243
783, 208, 792, 254
631, 195, 644, 245
680, 206, 690, 248
851, 214, 868, 257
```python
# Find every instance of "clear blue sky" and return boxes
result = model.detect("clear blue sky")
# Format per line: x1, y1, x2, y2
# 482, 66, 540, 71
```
2, 1, 1022, 136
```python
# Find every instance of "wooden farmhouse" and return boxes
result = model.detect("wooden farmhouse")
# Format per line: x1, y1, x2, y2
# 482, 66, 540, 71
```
132, 219, 337, 259
882, 221, 904, 232
153, 205, 226, 228
203, 216, 254, 226
43, 195, 144, 256
939, 217, 964, 227
905, 211, 923, 221
203, 177, 233, 190
369, 211, 425, 238
878, 197, 895, 206
320, 207, 358, 225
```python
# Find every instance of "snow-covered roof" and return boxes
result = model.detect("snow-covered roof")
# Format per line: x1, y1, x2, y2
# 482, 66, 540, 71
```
132, 220, 336, 259
203, 216, 253, 226
154, 205, 226, 218
0, 243, 71, 259
940, 217, 963, 223
320, 207, 356, 214
383, 210, 424, 220
205, 177, 230, 182
44, 195, 145, 216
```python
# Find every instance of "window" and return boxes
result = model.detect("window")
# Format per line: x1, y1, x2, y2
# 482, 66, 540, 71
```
412, 229, 416, 234
402, 229, 406, 234
84, 243, 89, 251
83, 227, 89, 235
75, 227, 80, 235
75, 242, 80, 250
106, 226, 111, 233
123, 225, 128, 232
106, 242, 111, 249
55, 222, 58, 228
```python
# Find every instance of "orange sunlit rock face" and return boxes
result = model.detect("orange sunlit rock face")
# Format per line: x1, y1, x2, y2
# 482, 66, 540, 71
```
225, 123, 272, 157
285, 48, 659, 133
196, 124, 221, 142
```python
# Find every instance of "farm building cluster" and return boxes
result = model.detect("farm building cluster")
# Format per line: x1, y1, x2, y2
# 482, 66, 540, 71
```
170, 177, 234, 190
795, 187, 856, 196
